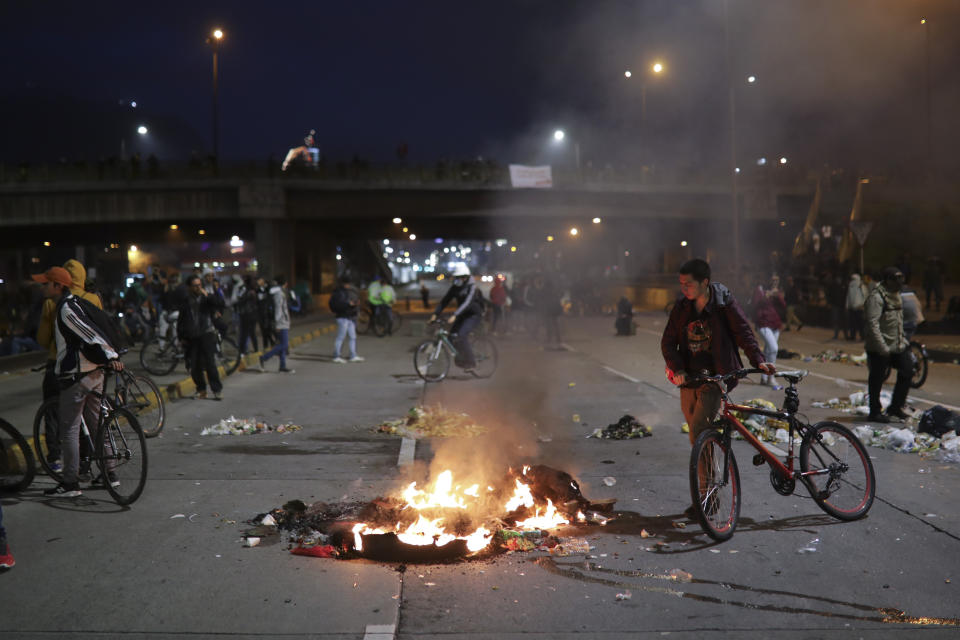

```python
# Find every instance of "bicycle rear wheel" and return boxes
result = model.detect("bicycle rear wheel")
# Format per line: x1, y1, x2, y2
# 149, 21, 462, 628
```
390, 311, 403, 334
800, 421, 875, 521
909, 342, 928, 388
32, 398, 63, 482
357, 309, 371, 334
0, 418, 35, 492
217, 336, 241, 375
96, 407, 147, 506
122, 373, 165, 438
414, 340, 450, 382
140, 338, 179, 376
689, 430, 741, 541
469, 336, 498, 378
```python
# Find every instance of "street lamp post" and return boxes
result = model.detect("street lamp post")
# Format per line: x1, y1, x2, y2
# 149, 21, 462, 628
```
207, 28, 224, 171
724, 0, 741, 277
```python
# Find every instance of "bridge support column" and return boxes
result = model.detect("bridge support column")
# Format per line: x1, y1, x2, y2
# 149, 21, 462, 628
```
255, 219, 295, 282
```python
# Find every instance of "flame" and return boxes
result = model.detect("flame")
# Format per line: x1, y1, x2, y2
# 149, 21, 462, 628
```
352, 469, 570, 555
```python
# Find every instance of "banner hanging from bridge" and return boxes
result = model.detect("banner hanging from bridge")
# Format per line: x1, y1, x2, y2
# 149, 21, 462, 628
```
508, 164, 553, 188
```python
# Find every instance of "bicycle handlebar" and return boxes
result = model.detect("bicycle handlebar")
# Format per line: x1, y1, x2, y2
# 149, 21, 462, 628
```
687, 368, 808, 386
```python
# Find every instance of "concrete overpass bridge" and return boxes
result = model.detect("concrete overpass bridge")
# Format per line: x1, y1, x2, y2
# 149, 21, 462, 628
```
1, 174, 814, 291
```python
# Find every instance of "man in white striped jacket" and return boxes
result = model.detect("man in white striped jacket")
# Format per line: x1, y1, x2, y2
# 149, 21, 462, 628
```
32, 266, 124, 497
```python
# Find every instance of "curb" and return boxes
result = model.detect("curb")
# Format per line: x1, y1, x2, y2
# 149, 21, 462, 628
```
159, 324, 338, 402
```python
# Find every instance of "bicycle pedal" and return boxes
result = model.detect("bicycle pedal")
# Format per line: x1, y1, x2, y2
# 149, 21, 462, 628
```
752, 454, 766, 467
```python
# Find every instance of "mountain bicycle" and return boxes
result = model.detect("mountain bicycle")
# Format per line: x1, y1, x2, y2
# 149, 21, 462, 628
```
140, 328, 240, 377
881, 340, 929, 389
0, 417, 35, 492
413, 319, 497, 382
688, 368, 875, 542
358, 303, 402, 337
32, 367, 148, 505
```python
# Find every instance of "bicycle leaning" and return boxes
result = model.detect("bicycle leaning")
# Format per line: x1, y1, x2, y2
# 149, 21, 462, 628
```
33, 367, 148, 505
882, 339, 929, 389
688, 368, 875, 542
413, 319, 498, 382
140, 318, 240, 377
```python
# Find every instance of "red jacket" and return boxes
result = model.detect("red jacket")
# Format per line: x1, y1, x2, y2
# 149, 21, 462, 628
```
661, 283, 766, 390
750, 286, 785, 330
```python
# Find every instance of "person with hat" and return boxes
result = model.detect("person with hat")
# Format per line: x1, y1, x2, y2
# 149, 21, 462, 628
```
864, 266, 911, 423
32, 266, 123, 497
34, 259, 103, 473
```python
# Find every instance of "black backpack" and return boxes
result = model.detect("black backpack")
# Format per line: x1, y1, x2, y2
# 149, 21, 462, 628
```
56, 295, 127, 362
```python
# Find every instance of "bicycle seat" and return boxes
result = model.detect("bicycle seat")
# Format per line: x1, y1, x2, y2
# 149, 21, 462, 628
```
776, 370, 808, 384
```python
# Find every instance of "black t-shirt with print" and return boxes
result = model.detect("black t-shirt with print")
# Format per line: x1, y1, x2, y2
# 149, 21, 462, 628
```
685, 308, 716, 376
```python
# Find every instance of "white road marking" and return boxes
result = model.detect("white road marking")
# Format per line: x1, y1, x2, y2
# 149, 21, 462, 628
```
364, 623, 396, 640
602, 365, 640, 383
398, 437, 416, 467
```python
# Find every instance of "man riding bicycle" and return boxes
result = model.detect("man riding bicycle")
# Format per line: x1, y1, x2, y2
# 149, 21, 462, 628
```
430, 265, 485, 371
34, 266, 124, 497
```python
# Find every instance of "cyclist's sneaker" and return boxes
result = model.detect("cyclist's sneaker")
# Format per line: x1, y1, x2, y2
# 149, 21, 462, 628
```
91, 472, 120, 488
278, 367, 296, 374
193, 390, 208, 400
43, 482, 81, 497
213, 391, 223, 401
886, 408, 909, 420
348, 356, 365, 363
0, 539, 14, 569
253, 357, 265, 372
332, 357, 347, 364
48, 459, 63, 473
867, 413, 891, 424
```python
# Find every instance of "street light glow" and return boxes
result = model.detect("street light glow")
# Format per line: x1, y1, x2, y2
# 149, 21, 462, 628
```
392, 217, 402, 224
780, 157, 788, 164
569, 227, 579, 236
137, 125, 148, 135
624, 70, 632, 78
747, 75, 757, 83
652, 62, 664, 73
680, 241, 688, 247
409, 233, 417, 240
592, 217, 601, 224
553, 129, 565, 141
546, 235, 554, 242
170, 224, 178, 230
213, 29, 223, 40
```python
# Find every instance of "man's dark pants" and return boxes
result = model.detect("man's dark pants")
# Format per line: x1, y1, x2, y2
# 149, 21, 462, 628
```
451, 314, 481, 367
186, 332, 223, 393
867, 349, 911, 416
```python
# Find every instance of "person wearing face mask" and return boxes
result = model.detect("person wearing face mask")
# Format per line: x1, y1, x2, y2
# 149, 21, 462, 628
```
429, 265, 485, 371
863, 267, 911, 423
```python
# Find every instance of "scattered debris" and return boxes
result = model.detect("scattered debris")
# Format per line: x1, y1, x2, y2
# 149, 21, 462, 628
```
602, 476, 617, 487
797, 537, 820, 554
806, 349, 867, 365
589, 415, 653, 440
201, 416, 302, 436
375, 405, 488, 438
669, 569, 693, 583
615, 590, 632, 601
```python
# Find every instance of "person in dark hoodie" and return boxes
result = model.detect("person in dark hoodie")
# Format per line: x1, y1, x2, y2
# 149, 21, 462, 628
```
177, 275, 225, 399
430, 264, 485, 371
661, 259, 774, 447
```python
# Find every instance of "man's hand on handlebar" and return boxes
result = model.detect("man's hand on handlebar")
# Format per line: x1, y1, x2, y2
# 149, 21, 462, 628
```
759, 362, 776, 376
666, 367, 686, 386
446, 314, 457, 325
428, 314, 437, 323
108, 359, 124, 371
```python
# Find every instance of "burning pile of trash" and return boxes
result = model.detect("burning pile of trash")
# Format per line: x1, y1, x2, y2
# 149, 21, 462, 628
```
201, 416, 302, 436
245, 465, 615, 562
376, 404, 488, 438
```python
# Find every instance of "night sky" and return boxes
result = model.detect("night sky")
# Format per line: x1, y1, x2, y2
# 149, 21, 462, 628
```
3, 0, 960, 172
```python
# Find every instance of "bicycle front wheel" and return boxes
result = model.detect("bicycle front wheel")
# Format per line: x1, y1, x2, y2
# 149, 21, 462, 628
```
909, 342, 928, 388
800, 421, 875, 521
357, 309, 371, 334
689, 430, 741, 542
140, 338, 179, 376
123, 373, 165, 438
96, 407, 147, 506
414, 340, 450, 382
469, 336, 498, 378
217, 336, 241, 375
0, 418, 36, 492
32, 397, 63, 482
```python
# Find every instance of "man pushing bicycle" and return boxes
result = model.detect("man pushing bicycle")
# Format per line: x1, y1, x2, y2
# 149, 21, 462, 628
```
660, 259, 775, 445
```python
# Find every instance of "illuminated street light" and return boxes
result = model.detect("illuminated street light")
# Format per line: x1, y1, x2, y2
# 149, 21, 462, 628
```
592, 217, 601, 224
551, 129, 580, 170
130, 245, 139, 252
553, 129, 565, 141
569, 227, 579, 236
392, 217, 402, 224
546, 235, 554, 242
510, 246, 517, 252
170, 224, 179, 230
779, 157, 788, 165
624, 70, 632, 78
43, 241, 51, 247
137, 125, 148, 135
409, 233, 417, 240
680, 241, 688, 247
206, 27, 225, 170
402, 227, 409, 233
757, 157, 767, 166
199, 229, 206, 235
747, 75, 757, 84
652, 62, 664, 74
230, 235, 244, 248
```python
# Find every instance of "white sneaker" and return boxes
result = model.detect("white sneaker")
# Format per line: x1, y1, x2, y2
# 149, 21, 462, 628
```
349, 356, 365, 363
332, 357, 347, 364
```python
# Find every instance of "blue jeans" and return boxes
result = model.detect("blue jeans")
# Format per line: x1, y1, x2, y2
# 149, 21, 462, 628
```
757, 326, 780, 385
451, 314, 481, 367
334, 318, 358, 359
262, 328, 289, 369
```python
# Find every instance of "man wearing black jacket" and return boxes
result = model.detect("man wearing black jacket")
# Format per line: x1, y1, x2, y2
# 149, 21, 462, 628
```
178, 275, 225, 400
430, 265, 485, 370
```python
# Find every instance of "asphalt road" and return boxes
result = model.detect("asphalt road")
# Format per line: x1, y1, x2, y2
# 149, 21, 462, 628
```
1, 312, 959, 639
